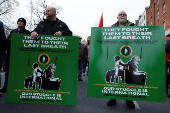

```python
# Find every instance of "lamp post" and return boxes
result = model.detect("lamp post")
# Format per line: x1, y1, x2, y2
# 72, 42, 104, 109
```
30, 0, 33, 31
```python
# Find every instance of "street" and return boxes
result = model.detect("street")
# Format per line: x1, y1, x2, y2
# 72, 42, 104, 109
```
0, 71, 170, 113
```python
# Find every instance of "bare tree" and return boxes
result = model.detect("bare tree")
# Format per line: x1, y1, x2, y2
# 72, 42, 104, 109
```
0, 0, 19, 35
0, 0, 18, 16
81, 39, 87, 46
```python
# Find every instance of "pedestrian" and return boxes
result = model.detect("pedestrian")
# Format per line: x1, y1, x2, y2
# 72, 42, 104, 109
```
107, 10, 136, 109
84, 36, 91, 76
165, 38, 170, 97
0, 21, 6, 96
78, 37, 84, 81
31, 6, 72, 39
0, 18, 30, 93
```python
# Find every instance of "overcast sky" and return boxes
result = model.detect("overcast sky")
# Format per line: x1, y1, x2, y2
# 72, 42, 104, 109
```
17, 0, 150, 40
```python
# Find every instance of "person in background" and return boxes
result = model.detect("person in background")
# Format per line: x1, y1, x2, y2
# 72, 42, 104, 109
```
0, 21, 6, 97
78, 37, 84, 81
107, 10, 135, 109
84, 36, 91, 76
165, 38, 170, 97
0, 18, 30, 93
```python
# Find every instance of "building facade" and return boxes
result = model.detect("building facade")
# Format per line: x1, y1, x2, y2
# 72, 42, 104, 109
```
138, 10, 147, 26
146, 0, 170, 41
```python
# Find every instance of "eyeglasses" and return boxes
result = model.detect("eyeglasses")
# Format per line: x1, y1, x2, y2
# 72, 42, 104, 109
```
45, 10, 51, 12
118, 14, 127, 16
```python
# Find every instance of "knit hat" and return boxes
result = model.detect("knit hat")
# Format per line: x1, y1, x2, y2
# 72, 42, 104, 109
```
17, 18, 26, 25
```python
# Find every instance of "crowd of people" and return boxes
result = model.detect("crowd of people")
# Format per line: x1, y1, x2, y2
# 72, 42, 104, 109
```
0, 6, 72, 95
0, 6, 90, 97
0, 6, 169, 109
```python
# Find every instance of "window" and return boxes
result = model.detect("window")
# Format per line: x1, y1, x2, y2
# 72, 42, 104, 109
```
163, 3, 166, 14
144, 15, 145, 20
151, 17, 152, 25
163, 21, 166, 30
147, 21, 149, 26
147, 13, 149, 18
157, 0, 159, 6
144, 24, 145, 26
157, 10, 159, 20
151, 7, 152, 13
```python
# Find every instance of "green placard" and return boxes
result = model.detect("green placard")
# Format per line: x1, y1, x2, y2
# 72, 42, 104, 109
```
6, 34, 79, 105
87, 26, 166, 102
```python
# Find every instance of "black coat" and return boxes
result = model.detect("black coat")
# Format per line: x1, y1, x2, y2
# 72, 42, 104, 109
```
84, 45, 88, 59
166, 39, 170, 54
6, 28, 31, 53
79, 43, 84, 61
0, 21, 6, 52
33, 18, 72, 36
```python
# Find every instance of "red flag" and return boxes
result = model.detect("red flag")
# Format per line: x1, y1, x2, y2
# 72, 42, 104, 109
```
99, 13, 103, 27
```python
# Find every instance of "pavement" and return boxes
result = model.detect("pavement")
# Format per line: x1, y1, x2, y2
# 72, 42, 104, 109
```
0, 71, 170, 113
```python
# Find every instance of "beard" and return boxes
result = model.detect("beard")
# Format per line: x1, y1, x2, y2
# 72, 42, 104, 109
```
119, 18, 127, 25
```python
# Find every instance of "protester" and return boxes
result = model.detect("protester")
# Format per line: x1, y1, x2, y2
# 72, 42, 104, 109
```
78, 37, 84, 81
84, 36, 91, 76
165, 38, 170, 97
0, 21, 6, 97
107, 10, 136, 109
31, 6, 72, 39
0, 21, 6, 69
0, 18, 30, 93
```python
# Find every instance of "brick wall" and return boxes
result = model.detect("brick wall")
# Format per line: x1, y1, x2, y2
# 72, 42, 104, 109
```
146, 0, 170, 41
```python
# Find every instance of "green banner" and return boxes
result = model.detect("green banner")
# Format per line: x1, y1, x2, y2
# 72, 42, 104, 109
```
6, 34, 79, 105
87, 26, 166, 102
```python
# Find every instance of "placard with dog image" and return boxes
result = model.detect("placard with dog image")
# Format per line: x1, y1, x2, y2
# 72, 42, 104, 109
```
87, 26, 166, 102
6, 34, 79, 105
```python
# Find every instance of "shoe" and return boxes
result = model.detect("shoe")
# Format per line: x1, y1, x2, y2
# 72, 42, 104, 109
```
126, 100, 135, 109
107, 99, 116, 106
0, 86, 7, 92
0, 92, 2, 97
78, 78, 83, 81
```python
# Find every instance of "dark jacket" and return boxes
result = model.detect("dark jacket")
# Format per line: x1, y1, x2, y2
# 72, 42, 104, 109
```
79, 43, 84, 61
166, 39, 170, 54
165, 39, 170, 63
33, 18, 72, 36
0, 21, 6, 53
84, 45, 88, 59
111, 20, 135, 27
6, 28, 30, 53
